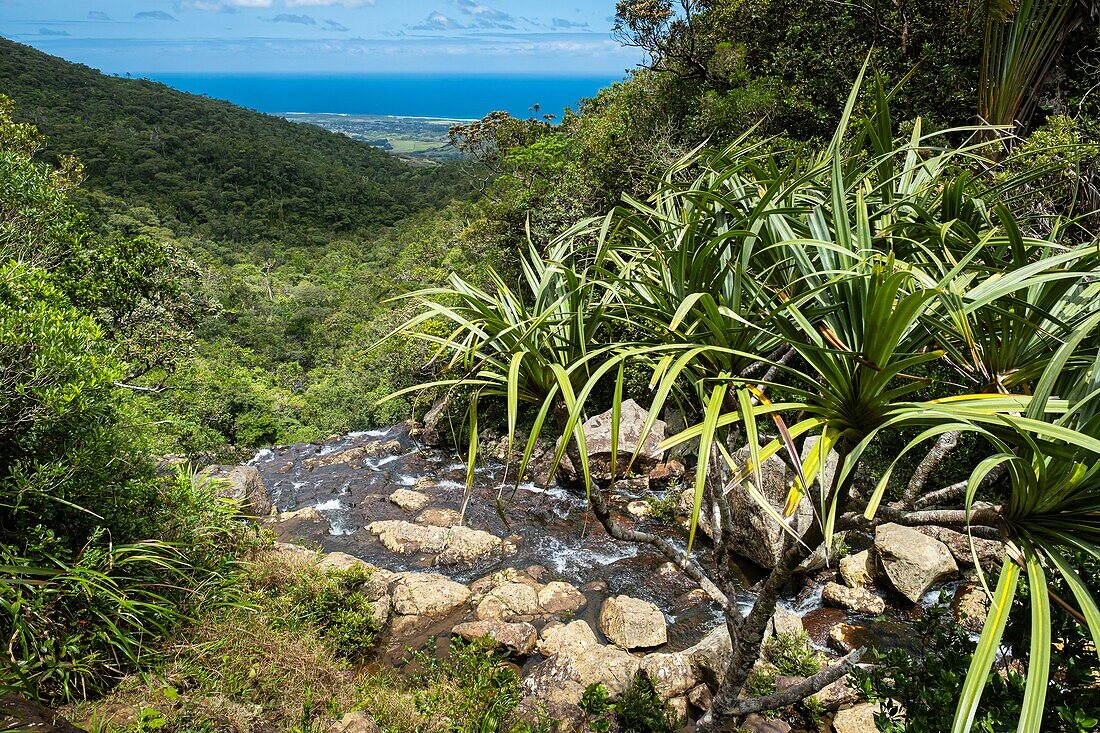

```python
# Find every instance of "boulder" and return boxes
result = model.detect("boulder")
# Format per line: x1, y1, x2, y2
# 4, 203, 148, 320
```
523, 645, 642, 699
952, 581, 991, 633
917, 526, 1004, 570
874, 523, 959, 603
599, 595, 667, 649
200, 465, 271, 516
724, 447, 813, 568
476, 581, 540, 621
575, 399, 666, 479
684, 625, 732, 685
304, 440, 402, 469
639, 652, 696, 700
388, 489, 430, 512
627, 500, 652, 519
419, 395, 452, 447
537, 581, 587, 616
452, 620, 537, 656
818, 677, 861, 710
327, 711, 380, 733
832, 703, 880, 733
839, 550, 875, 588
538, 620, 601, 657
368, 521, 509, 565
390, 573, 470, 616
766, 607, 804, 638
0, 694, 89, 733
741, 713, 791, 733
821, 582, 886, 615
687, 683, 712, 711
667, 696, 689, 723
274, 507, 325, 523
648, 460, 686, 485
415, 508, 464, 527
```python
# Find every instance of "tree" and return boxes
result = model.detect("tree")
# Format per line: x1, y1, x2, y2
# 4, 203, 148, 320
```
389, 74, 1100, 731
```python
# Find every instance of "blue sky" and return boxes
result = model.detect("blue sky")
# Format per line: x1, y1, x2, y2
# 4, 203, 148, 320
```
0, 1, 641, 74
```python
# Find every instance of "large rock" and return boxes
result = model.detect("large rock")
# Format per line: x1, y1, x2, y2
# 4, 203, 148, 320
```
599, 595, 667, 649
415, 508, 464, 527
368, 521, 509, 565
327, 712, 380, 733
303, 440, 402, 469
200, 465, 271, 516
538, 620, 600, 657
639, 652, 696, 700
917, 526, 1004, 570
832, 703, 880, 733
0, 694, 88, 733
874, 523, 959, 603
766, 607, 804, 638
741, 714, 791, 733
537, 581, 587, 615
476, 581, 540, 621
573, 399, 666, 479
839, 550, 874, 588
452, 620, 537, 656
388, 489, 429, 512
952, 581, 991, 633
821, 582, 886, 615
523, 645, 642, 699
390, 573, 470, 616
684, 625, 732, 685
724, 447, 813, 568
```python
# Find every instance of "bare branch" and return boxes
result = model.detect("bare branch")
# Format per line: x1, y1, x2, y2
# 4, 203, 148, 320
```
900, 431, 959, 508
732, 647, 867, 715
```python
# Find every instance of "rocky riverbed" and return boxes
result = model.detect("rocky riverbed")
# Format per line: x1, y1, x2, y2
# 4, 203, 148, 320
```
203, 407, 997, 733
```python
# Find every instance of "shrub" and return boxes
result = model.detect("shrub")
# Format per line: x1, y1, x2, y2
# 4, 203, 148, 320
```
580, 675, 677, 733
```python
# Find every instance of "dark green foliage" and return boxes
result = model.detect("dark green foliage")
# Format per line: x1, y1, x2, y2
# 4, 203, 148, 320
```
272, 564, 381, 663
580, 675, 677, 733
853, 592, 1100, 732
0, 38, 469, 246
412, 638, 546, 733
761, 631, 823, 678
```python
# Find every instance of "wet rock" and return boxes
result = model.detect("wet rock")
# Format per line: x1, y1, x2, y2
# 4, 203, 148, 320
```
724, 448, 813, 568
832, 703, 880, 733
875, 523, 958, 603
200, 464, 271, 516
582, 579, 609, 594
828, 620, 919, 656
304, 440, 402, 469
524, 645, 642, 699
627, 500, 652, 519
537, 581, 587, 615
822, 582, 886, 615
524, 565, 550, 582
452, 620, 537, 656
742, 713, 791, 732
673, 588, 712, 613
840, 550, 874, 588
476, 581, 540, 621
918, 526, 1004, 570
0, 694, 88, 733
648, 459, 686, 485
419, 395, 452, 447
684, 625, 732, 685
952, 581, 990, 633
766, 607, 804, 638
538, 620, 600, 657
687, 683, 712, 711
388, 489, 429, 513
599, 595, 667, 649
367, 521, 508, 565
327, 711, 380, 733
639, 652, 696, 700
390, 573, 470, 616
677, 488, 714, 540
274, 507, 325, 523
415, 508, 463, 527
801, 606, 846, 647
576, 399, 666, 479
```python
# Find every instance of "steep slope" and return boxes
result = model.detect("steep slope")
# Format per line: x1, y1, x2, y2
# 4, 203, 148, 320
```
0, 37, 468, 245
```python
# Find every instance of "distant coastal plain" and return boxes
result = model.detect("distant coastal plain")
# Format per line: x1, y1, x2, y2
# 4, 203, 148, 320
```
148, 73, 619, 162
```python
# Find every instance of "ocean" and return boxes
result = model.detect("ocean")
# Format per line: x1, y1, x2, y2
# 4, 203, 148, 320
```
145, 73, 621, 120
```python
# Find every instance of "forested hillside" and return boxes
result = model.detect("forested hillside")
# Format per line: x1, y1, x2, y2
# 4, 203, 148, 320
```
0, 38, 468, 245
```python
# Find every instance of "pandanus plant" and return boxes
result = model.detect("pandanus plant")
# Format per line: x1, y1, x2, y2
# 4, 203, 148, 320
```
387, 69, 1100, 731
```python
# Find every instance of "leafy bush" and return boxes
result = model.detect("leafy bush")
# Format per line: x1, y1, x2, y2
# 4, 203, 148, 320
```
761, 631, 823, 678
853, 593, 1100, 733
580, 675, 677, 733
